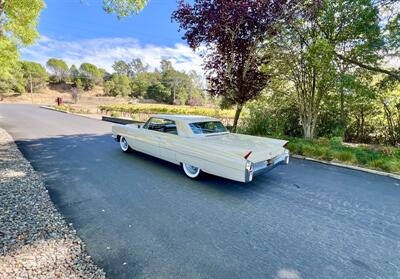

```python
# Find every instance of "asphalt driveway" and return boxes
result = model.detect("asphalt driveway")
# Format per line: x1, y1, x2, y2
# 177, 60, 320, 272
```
1, 104, 399, 279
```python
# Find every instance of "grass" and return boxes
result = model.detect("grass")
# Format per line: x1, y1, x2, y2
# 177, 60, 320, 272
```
286, 137, 400, 174
50, 105, 91, 115
98, 103, 236, 118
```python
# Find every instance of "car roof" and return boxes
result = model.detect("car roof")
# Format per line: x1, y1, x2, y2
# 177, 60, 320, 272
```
151, 114, 220, 123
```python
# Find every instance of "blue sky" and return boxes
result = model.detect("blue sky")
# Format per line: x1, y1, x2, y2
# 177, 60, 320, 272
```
21, 0, 203, 74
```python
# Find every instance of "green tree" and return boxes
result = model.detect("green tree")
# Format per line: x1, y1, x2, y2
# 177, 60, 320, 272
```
129, 58, 149, 77
0, 61, 24, 95
0, 0, 45, 45
146, 83, 170, 103
342, 73, 377, 143
98, 68, 110, 81
0, 0, 45, 95
104, 74, 131, 96
130, 72, 160, 98
187, 70, 205, 105
79, 63, 102, 90
373, 75, 400, 145
46, 58, 68, 83
102, 0, 148, 18
0, 39, 20, 94
112, 60, 130, 75
69, 64, 80, 83
20, 61, 48, 93
161, 69, 192, 105
158, 60, 196, 104
268, 0, 383, 139
160, 59, 173, 73
318, 0, 400, 80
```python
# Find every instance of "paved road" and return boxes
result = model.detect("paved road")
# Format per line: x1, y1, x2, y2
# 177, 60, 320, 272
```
1, 104, 399, 279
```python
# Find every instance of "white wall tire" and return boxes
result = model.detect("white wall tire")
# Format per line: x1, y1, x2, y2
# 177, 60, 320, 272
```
119, 136, 131, 152
182, 163, 201, 179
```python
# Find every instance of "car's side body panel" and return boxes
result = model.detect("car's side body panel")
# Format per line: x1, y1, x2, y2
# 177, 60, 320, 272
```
174, 137, 247, 182
112, 115, 289, 183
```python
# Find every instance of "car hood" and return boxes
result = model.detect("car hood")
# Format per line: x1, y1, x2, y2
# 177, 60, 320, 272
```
195, 133, 287, 162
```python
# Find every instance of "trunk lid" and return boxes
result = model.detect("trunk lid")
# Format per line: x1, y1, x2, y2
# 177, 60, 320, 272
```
198, 133, 286, 162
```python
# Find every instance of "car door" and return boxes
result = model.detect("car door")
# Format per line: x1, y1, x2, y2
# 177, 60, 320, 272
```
154, 122, 178, 164
134, 117, 163, 157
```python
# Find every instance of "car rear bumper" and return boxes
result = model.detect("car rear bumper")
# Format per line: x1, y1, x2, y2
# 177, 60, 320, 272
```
245, 151, 289, 182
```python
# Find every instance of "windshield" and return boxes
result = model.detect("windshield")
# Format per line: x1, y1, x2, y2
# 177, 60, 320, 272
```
189, 121, 228, 135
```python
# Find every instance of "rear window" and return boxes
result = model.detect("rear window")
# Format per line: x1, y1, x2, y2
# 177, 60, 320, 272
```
189, 121, 228, 134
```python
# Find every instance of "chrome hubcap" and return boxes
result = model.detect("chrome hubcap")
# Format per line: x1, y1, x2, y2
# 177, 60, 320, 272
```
120, 138, 128, 150
185, 164, 199, 175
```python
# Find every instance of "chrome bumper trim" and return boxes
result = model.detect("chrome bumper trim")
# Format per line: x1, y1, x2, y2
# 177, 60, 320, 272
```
245, 153, 289, 182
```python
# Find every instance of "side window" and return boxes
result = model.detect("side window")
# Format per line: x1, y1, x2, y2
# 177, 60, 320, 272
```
144, 118, 178, 135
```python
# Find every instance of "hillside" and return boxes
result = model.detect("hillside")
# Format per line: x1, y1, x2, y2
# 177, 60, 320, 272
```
0, 84, 131, 113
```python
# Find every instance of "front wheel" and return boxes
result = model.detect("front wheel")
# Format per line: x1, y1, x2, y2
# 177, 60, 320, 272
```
119, 136, 131, 152
182, 163, 201, 179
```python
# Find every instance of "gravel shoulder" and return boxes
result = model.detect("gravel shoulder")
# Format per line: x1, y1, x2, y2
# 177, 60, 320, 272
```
0, 128, 105, 278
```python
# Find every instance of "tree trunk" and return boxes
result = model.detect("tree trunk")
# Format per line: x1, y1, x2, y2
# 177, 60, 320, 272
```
172, 84, 176, 104
232, 103, 243, 133
302, 117, 315, 139
29, 73, 33, 94
360, 105, 365, 141
383, 103, 395, 145
340, 87, 345, 129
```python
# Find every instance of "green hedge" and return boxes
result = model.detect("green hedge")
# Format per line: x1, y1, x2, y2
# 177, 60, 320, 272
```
287, 137, 400, 173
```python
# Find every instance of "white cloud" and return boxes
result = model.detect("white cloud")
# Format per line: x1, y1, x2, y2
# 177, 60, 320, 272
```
20, 36, 205, 75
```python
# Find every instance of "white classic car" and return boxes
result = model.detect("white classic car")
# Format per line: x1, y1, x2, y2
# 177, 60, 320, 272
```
112, 114, 289, 183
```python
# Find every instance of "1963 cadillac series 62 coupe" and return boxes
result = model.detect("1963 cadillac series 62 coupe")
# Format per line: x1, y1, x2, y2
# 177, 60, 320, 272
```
112, 114, 289, 183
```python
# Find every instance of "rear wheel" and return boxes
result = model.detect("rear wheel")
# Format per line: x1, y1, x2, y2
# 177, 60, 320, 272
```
119, 136, 131, 152
182, 163, 201, 179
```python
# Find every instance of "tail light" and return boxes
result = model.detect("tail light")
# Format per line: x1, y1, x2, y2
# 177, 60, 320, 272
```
244, 151, 252, 159
245, 161, 254, 172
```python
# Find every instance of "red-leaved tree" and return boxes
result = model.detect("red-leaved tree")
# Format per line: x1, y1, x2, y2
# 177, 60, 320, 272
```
172, 0, 300, 131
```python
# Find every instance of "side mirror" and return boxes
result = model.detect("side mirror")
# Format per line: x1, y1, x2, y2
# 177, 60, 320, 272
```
137, 125, 141, 129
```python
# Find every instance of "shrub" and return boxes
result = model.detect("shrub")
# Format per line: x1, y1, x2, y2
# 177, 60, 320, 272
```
379, 146, 396, 157
287, 142, 304, 155
316, 137, 330, 146
330, 137, 343, 146
334, 151, 356, 162
367, 159, 386, 170
279, 136, 400, 174
380, 161, 400, 172
186, 95, 204, 106
355, 153, 371, 165
367, 160, 400, 173
302, 145, 317, 157
321, 149, 334, 161
312, 146, 326, 157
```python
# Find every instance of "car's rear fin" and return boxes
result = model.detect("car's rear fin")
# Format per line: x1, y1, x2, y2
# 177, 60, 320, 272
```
283, 141, 289, 148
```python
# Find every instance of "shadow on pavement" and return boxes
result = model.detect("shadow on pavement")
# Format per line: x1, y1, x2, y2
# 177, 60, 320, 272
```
15, 133, 282, 201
